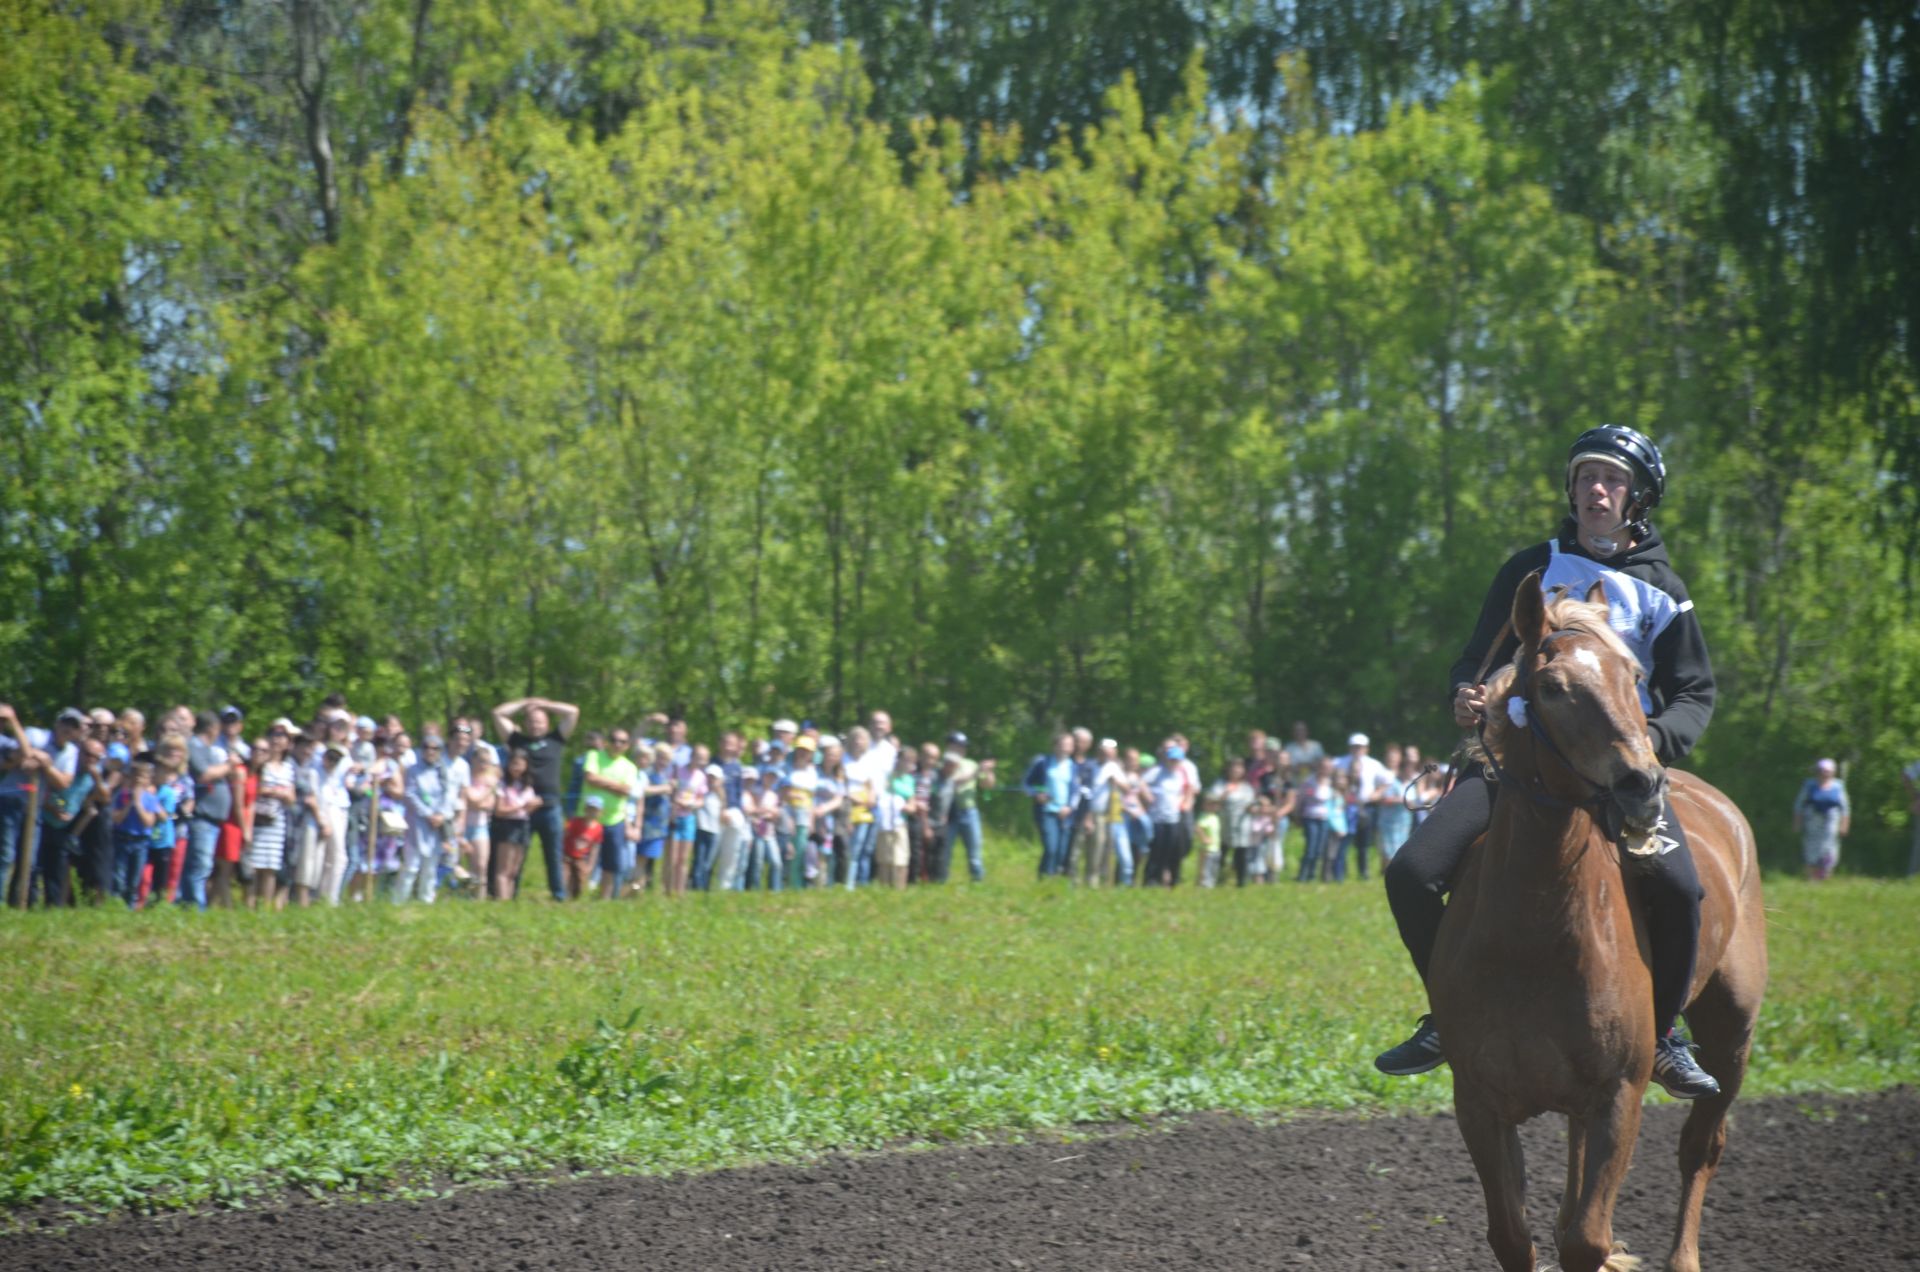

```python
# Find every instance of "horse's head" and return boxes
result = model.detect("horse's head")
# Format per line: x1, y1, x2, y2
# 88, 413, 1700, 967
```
1488, 570, 1667, 833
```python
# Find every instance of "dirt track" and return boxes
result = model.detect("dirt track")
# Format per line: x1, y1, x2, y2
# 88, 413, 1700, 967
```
4, 1089, 1914, 1270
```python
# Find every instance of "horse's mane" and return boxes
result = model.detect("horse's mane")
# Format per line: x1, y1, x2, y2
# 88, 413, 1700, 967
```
1465, 592, 1635, 767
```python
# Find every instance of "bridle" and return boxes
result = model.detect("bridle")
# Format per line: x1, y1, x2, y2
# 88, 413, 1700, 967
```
1478, 630, 1621, 815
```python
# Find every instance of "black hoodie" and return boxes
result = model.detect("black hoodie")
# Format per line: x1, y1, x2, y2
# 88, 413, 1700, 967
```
1448, 519, 1716, 766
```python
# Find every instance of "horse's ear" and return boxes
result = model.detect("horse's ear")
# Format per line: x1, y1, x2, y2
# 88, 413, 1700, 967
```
1512, 570, 1551, 647
1585, 579, 1608, 607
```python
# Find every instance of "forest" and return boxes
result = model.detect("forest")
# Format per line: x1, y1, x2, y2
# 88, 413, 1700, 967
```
3, 0, 1916, 867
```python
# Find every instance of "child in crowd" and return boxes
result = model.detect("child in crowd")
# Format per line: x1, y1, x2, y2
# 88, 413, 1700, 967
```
1194, 793, 1222, 888
1247, 797, 1278, 883
781, 737, 819, 890
751, 764, 783, 890
111, 760, 162, 907
489, 748, 539, 901
632, 744, 675, 896
146, 741, 188, 908
563, 795, 605, 900
463, 758, 498, 895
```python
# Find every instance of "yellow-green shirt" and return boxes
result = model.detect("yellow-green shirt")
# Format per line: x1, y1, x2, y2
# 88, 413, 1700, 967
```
585, 751, 637, 827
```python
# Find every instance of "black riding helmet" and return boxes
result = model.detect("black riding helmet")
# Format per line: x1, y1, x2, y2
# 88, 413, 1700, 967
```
1566, 425, 1666, 534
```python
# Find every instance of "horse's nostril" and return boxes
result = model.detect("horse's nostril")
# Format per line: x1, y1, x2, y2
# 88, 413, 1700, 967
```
1617, 770, 1658, 801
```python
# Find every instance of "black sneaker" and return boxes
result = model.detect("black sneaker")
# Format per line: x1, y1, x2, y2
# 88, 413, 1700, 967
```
1651, 1034, 1721, 1100
1374, 1015, 1445, 1076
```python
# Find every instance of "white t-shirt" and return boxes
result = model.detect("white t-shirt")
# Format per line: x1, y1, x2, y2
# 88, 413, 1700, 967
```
1143, 764, 1187, 824
1091, 759, 1126, 815
1337, 754, 1392, 803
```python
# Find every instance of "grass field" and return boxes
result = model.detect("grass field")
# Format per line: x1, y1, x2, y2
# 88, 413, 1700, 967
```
2, 847, 1914, 1221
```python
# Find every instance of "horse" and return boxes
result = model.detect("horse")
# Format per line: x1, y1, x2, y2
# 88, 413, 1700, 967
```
1426, 573, 1767, 1272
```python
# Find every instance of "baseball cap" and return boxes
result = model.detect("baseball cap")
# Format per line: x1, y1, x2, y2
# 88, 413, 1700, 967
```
705, 763, 724, 779
1099, 737, 1117, 751
355, 715, 376, 731
772, 718, 798, 734
1815, 758, 1837, 773
584, 794, 605, 809
818, 734, 840, 750
220, 704, 245, 722
56, 707, 87, 727
271, 716, 300, 736
738, 765, 758, 782
1348, 733, 1369, 748
946, 730, 968, 747
790, 735, 816, 753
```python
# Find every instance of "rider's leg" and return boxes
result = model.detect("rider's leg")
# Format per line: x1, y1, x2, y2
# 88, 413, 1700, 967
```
1383, 767, 1494, 980
1641, 801, 1718, 1098
1641, 805, 1703, 1039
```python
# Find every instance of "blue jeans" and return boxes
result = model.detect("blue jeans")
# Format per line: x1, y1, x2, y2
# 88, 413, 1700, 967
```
945, 807, 985, 882
529, 803, 566, 901
114, 834, 150, 908
845, 822, 876, 890
0, 793, 24, 905
1297, 818, 1329, 882
691, 828, 717, 891
1036, 808, 1072, 877
597, 819, 632, 894
35, 820, 74, 907
1109, 819, 1135, 886
183, 818, 221, 909
752, 833, 781, 890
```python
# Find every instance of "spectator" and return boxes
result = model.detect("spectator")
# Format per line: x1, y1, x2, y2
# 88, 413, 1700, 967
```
1029, 732, 1076, 879
491, 696, 580, 903
632, 743, 675, 895
183, 711, 236, 911
1066, 726, 1096, 877
110, 758, 161, 907
874, 747, 913, 889
811, 737, 845, 887
316, 724, 357, 905
286, 730, 324, 907
666, 742, 706, 898
692, 749, 723, 891
1120, 746, 1151, 886
939, 732, 988, 884
842, 727, 880, 889
1081, 738, 1128, 888
365, 731, 409, 896
1194, 792, 1222, 887
1335, 733, 1391, 881
489, 748, 541, 900
1212, 757, 1258, 887
118, 709, 148, 761
245, 729, 296, 910
1141, 740, 1191, 887
562, 796, 605, 899
146, 736, 191, 908
1295, 756, 1336, 882
396, 734, 455, 903
909, 741, 941, 883
583, 727, 637, 900
748, 764, 783, 890
1793, 758, 1850, 881
462, 755, 498, 896
1377, 747, 1418, 865
1283, 720, 1325, 784
0, 703, 49, 905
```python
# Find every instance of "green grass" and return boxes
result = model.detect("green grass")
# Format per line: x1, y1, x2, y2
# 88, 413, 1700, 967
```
1, 845, 1914, 1221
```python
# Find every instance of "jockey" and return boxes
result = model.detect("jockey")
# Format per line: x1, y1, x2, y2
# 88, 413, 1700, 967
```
1376, 425, 1721, 1099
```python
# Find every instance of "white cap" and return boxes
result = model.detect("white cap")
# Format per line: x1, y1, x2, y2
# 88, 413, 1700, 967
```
772, 718, 798, 735
1348, 733, 1369, 748
818, 734, 841, 750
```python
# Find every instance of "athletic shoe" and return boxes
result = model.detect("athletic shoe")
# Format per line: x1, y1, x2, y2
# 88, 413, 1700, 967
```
1651, 1033, 1721, 1099
1374, 1014, 1445, 1075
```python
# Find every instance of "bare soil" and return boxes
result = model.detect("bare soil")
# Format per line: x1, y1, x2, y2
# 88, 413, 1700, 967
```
4, 1088, 1914, 1270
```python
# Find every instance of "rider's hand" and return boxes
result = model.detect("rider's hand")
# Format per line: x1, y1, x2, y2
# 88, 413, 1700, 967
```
1452, 683, 1487, 727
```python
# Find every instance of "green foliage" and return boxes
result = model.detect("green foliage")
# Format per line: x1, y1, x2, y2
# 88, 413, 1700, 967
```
1, 3, 1915, 866
0, 867, 1912, 1218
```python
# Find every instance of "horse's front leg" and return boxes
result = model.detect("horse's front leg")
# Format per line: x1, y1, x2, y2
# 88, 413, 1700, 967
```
1555, 1081, 1646, 1272
1454, 1086, 1534, 1272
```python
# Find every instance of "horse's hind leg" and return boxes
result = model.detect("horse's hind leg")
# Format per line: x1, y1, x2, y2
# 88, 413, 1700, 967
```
1455, 1089, 1535, 1272
1667, 970, 1761, 1272
1554, 1081, 1645, 1272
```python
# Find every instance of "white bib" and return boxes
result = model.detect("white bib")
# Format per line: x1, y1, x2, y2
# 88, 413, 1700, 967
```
1540, 539, 1691, 715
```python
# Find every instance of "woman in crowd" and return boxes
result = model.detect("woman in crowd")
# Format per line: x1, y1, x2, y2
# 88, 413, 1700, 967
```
366, 731, 410, 895
287, 730, 324, 907
245, 729, 296, 910
1295, 756, 1335, 882
489, 748, 539, 900
843, 727, 878, 889
750, 763, 783, 890
1213, 757, 1259, 888
665, 747, 705, 898
397, 734, 452, 903
631, 743, 674, 896
1793, 758, 1850, 881
1375, 748, 1418, 865
1120, 746, 1150, 887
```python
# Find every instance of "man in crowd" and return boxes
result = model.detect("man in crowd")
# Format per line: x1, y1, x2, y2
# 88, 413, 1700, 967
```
1283, 720, 1324, 784
1335, 732, 1391, 882
584, 726, 637, 898
183, 711, 238, 910
492, 695, 580, 902
941, 732, 989, 883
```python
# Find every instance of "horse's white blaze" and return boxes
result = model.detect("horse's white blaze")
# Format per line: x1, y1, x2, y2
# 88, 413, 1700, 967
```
1573, 647, 1603, 673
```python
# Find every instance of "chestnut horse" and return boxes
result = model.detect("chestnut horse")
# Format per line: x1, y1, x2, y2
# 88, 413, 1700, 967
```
1427, 575, 1767, 1272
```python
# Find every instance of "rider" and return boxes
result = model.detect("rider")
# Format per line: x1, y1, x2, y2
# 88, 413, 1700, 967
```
1375, 425, 1721, 1100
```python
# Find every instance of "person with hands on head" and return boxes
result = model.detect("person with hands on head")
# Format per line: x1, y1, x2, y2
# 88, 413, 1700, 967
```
491, 695, 579, 902
1376, 426, 1720, 1101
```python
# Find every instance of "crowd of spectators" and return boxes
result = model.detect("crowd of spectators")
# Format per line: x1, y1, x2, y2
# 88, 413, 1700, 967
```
0, 694, 1444, 911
